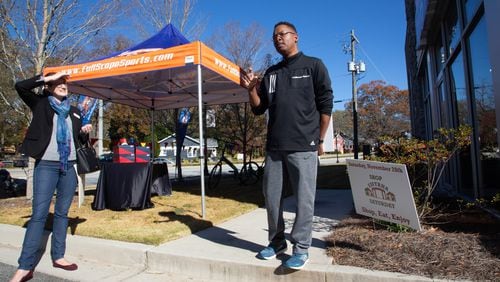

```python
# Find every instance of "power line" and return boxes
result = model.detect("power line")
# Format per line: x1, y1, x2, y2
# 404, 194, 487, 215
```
357, 43, 388, 82
304, 32, 351, 52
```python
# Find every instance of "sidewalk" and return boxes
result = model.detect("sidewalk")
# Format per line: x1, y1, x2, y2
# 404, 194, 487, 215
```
0, 189, 434, 281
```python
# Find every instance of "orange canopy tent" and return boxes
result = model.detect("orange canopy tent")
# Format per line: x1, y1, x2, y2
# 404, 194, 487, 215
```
44, 41, 248, 110
44, 26, 249, 217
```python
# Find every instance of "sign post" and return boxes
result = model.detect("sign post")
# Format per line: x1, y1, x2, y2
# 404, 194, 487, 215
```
346, 159, 421, 231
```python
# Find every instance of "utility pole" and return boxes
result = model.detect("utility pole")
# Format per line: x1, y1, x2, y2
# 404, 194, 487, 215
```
347, 29, 365, 159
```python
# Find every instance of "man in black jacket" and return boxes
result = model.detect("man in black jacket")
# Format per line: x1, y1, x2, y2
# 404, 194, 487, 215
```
242, 21, 333, 270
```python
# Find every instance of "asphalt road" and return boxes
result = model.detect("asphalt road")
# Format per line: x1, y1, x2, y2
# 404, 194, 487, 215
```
3, 155, 349, 184
0, 262, 73, 282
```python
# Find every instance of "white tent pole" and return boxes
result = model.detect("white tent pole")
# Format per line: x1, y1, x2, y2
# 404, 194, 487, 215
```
151, 104, 155, 157
197, 64, 206, 219
98, 99, 103, 156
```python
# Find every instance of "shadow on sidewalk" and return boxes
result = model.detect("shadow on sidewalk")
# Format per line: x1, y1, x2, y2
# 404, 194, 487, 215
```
156, 210, 264, 252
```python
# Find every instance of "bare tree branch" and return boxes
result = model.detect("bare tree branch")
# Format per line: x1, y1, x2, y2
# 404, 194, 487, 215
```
133, 0, 205, 38
0, 0, 121, 124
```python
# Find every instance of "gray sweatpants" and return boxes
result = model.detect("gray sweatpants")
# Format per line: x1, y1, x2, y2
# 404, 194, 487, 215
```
263, 150, 318, 255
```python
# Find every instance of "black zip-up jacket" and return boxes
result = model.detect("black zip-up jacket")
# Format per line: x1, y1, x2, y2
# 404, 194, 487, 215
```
15, 75, 88, 159
252, 52, 333, 151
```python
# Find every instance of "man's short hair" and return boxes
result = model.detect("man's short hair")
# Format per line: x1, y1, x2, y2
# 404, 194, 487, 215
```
274, 21, 297, 33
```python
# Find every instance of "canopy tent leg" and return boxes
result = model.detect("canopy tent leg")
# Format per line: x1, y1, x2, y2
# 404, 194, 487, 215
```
150, 102, 155, 207
197, 64, 206, 219
98, 99, 104, 156
151, 104, 155, 157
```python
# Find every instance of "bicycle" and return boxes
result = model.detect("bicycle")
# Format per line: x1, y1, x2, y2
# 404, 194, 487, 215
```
239, 146, 260, 185
208, 144, 261, 189
257, 154, 266, 179
208, 143, 240, 189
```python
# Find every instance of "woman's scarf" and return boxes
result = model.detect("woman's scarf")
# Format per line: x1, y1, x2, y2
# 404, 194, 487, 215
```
48, 96, 71, 171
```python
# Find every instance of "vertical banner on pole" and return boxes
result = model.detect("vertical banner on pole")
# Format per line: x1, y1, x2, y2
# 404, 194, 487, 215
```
206, 109, 216, 128
176, 108, 191, 164
77, 95, 98, 125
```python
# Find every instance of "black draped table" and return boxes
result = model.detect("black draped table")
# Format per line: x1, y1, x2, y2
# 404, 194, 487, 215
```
92, 163, 171, 211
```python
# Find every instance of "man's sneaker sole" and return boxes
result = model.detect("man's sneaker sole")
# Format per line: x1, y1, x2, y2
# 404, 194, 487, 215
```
284, 258, 308, 270
283, 254, 309, 270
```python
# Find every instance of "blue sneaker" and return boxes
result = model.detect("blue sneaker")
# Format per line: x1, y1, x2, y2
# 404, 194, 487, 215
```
284, 253, 309, 270
257, 243, 287, 260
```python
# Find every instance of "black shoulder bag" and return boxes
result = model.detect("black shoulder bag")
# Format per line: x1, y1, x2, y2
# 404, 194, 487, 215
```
76, 140, 100, 174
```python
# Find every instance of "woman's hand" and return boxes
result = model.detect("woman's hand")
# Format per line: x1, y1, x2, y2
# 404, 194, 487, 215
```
44, 71, 69, 83
81, 124, 92, 134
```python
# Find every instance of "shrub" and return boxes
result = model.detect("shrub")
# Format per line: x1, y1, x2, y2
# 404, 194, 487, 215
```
370, 125, 472, 220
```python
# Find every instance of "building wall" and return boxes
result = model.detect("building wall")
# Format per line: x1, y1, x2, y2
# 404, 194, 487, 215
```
405, 0, 500, 199
158, 136, 217, 160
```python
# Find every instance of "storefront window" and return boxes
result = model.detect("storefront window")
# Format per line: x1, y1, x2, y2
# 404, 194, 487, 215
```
420, 65, 433, 137
438, 82, 449, 128
467, 16, 498, 195
451, 52, 469, 125
450, 52, 474, 195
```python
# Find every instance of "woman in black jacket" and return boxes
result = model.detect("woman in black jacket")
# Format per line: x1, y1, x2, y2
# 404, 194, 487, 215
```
10, 72, 92, 282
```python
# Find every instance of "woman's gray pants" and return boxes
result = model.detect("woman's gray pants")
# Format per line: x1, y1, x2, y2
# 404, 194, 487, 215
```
263, 150, 318, 255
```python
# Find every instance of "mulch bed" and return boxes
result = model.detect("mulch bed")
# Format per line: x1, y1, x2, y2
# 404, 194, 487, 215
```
325, 210, 500, 281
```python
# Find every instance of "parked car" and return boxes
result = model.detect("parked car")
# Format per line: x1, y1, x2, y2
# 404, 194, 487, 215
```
0, 160, 13, 168
12, 154, 28, 168
0, 168, 26, 197
99, 153, 113, 163
153, 157, 174, 165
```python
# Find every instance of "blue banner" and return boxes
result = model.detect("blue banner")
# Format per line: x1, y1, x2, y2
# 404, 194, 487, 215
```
77, 95, 98, 125
176, 108, 191, 162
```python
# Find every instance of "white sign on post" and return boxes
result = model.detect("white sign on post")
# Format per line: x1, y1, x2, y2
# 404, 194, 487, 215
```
346, 159, 421, 231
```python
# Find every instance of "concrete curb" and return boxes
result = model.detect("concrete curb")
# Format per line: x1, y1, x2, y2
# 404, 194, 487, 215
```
0, 190, 439, 281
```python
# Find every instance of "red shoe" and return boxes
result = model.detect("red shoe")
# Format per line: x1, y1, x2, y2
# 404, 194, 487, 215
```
20, 270, 34, 282
52, 261, 78, 271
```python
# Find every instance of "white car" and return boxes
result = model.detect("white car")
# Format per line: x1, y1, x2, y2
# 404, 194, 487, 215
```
153, 157, 175, 165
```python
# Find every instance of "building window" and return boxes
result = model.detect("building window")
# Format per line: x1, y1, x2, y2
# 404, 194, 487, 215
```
445, 1, 460, 57
438, 82, 450, 128
467, 15, 499, 196
450, 51, 475, 196
435, 34, 446, 74
418, 60, 433, 138
450, 52, 469, 125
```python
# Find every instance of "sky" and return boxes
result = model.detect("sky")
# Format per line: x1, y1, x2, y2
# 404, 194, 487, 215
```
106, 0, 408, 111
193, 0, 409, 111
